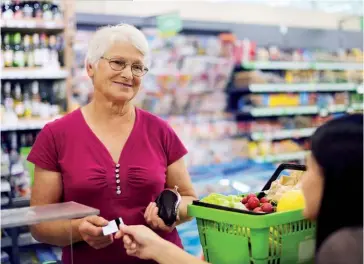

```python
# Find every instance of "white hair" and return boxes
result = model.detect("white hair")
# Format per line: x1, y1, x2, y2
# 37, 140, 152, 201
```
86, 23, 150, 66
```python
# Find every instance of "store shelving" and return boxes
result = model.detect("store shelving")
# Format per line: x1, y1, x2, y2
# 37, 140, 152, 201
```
1, 19, 64, 32
240, 104, 352, 117
247, 83, 358, 93
1, 116, 62, 132
253, 151, 309, 163
1, 68, 69, 80
251, 127, 316, 141
242, 61, 363, 70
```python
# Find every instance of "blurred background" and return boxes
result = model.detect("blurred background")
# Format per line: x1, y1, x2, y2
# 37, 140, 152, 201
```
1, 0, 363, 263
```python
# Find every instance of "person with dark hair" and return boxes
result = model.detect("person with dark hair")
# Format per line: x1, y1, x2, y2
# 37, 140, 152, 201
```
111, 114, 363, 264
302, 113, 363, 264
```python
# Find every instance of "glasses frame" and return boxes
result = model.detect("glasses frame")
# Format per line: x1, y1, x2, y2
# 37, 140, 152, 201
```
100, 56, 149, 77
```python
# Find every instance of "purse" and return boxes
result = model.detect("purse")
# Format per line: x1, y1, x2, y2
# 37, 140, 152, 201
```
155, 186, 181, 226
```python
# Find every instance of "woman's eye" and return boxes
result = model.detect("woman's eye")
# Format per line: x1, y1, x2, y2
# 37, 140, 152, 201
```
113, 61, 124, 66
133, 65, 143, 71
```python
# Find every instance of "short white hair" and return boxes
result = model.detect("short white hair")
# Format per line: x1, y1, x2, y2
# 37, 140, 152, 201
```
86, 23, 150, 65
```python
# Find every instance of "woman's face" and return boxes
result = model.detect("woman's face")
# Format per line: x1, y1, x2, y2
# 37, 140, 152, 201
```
87, 41, 144, 103
302, 153, 324, 220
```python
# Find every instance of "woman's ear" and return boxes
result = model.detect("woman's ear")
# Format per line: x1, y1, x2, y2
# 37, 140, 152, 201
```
86, 62, 95, 78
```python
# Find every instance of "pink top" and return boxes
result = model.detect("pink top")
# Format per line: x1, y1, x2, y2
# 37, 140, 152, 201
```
27, 108, 188, 264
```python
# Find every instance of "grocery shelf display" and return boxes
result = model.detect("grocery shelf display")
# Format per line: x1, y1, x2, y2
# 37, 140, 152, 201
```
1, 1, 74, 263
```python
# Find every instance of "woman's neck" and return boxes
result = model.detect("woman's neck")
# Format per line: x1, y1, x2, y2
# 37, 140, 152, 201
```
86, 95, 134, 124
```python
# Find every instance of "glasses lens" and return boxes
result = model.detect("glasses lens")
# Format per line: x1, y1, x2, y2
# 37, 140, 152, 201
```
131, 65, 146, 77
109, 60, 126, 71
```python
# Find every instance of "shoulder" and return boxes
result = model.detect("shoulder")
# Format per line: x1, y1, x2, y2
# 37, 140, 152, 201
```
317, 227, 363, 264
45, 109, 82, 135
137, 108, 173, 132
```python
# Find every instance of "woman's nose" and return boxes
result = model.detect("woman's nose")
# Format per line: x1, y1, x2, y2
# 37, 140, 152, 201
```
120, 65, 133, 80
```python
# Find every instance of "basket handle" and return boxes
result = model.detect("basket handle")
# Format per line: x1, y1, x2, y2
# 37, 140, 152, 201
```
260, 163, 306, 194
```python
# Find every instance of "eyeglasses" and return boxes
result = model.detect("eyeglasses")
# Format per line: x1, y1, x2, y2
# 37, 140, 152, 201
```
101, 56, 149, 77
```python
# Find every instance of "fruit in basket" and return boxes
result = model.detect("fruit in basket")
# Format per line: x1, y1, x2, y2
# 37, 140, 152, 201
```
241, 196, 249, 204
247, 197, 260, 210
276, 190, 305, 212
253, 207, 263, 213
260, 197, 269, 204
261, 203, 274, 213
247, 193, 257, 200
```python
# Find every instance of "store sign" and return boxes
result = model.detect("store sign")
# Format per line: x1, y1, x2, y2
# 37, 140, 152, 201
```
156, 12, 182, 37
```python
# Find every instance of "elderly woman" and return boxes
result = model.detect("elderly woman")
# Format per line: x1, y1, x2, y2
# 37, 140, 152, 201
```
27, 24, 197, 264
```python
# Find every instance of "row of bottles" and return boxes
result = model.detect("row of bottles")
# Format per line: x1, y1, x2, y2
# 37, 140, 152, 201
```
1, 32, 64, 68
1, 0, 62, 21
1, 130, 37, 199
1, 80, 67, 120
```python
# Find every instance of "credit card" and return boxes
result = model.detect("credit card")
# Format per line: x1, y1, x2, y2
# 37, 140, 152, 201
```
102, 217, 124, 236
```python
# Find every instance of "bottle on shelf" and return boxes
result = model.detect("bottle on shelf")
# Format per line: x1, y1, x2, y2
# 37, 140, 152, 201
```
13, 33, 25, 67
23, 34, 34, 67
42, 1, 53, 21
3, 33, 14, 68
2, 0, 14, 20
12, 0, 23, 19
13, 83, 25, 117
31, 80, 41, 117
22, 1, 34, 19
32, 33, 42, 67
33, 1, 43, 19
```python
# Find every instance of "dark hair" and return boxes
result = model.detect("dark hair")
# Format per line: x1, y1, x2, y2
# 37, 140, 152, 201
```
311, 113, 363, 251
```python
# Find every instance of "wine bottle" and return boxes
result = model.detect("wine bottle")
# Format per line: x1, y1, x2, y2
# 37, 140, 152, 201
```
33, 1, 42, 19
23, 34, 34, 68
31, 81, 41, 116
13, 83, 25, 117
12, 0, 23, 19
23, 1, 34, 19
3, 33, 14, 67
40, 33, 50, 66
13, 33, 25, 68
51, 1, 62, 21
2, 0, 14, 20
32, 33, 42, 67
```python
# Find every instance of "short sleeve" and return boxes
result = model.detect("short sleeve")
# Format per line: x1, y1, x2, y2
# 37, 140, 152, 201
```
163, 123, 188, 166
27, 124, 60, 172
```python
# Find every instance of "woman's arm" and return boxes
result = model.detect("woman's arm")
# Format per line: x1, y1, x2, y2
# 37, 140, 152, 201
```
30, 166, 84, 246
165, 157, 198, 224
116, 225, 207, 264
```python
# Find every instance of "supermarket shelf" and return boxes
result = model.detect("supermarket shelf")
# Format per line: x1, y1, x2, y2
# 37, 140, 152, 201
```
242, 61, 363, 70
242, 104, 350, 117
253, 151, 309, 163
1, 233, 40, 249
1, 116, 63, 132
248, 83, 358, 93
251, 127, 316, 141
1, 19, 64, 31
1, 181, 11, 193
1, 68, 69, 80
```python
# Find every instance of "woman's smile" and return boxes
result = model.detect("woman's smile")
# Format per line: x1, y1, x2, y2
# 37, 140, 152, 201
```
112, 81, 133, 89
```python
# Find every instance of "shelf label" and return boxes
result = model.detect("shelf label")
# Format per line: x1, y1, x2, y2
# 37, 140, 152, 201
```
157, 12, 182, 37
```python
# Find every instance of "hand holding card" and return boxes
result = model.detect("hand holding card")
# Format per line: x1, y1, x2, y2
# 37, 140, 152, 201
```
102, 217, 124, 236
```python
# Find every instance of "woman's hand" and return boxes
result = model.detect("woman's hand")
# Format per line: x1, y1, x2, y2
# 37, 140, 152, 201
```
144, 202, 177, 233
115, 225, 165, 260
78, 215, 114, 249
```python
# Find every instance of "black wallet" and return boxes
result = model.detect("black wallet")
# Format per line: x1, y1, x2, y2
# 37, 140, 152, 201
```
155, 186, 181, 226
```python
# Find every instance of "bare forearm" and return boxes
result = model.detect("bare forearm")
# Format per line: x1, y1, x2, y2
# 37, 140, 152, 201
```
31, 218, 83, 247
177, 196, 197, 225
154, 240, 207, 264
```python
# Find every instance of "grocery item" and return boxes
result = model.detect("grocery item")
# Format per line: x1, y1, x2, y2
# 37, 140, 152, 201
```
264, 170, 304, 201
276, 190, 305, 212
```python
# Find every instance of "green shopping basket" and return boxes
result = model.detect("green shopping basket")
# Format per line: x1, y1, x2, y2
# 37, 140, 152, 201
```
188, 163, 316, 264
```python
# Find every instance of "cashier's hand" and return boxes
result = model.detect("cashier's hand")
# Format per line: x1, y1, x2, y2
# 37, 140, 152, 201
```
78, 215, 114, 249
115, 225, 164, 260
144, 202, 177, 233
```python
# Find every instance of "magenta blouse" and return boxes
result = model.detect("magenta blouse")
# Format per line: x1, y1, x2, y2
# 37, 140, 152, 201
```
27, 107, 188, 264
